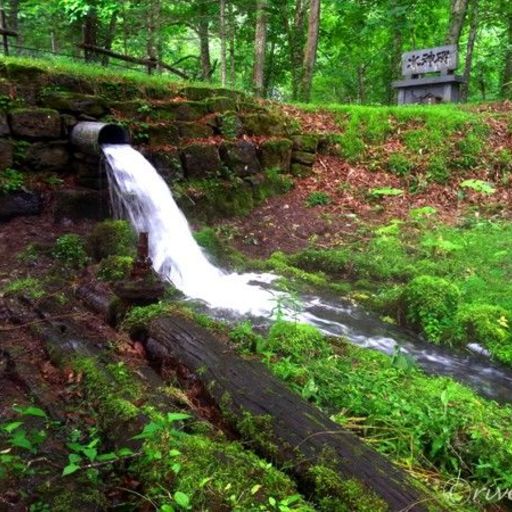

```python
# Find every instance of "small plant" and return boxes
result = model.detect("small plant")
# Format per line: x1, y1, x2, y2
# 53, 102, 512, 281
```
0, 168, 24, 194
387, 152, 413, 176
97, 255, 133, 282
3, 277, 44, 299
52, 234, 89, 269
369, 187, 403, 198
403, 275, 460, 343
88, 220, 136, 261
426, 155, 450, 183
43, 174, 64, 187
305, 191, 331, 207
460, 179, 495, 195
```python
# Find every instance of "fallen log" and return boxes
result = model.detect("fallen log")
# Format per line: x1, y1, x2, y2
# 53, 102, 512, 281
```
148, 314, 446, 512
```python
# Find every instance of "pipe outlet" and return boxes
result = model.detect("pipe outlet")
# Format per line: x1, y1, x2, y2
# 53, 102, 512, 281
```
71, 122, 130, 155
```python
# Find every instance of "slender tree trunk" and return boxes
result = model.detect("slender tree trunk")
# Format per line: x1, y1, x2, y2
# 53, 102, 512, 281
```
228, 2, 236, 88
101, 11, 118, 66
8, 0, 18, 32
83, 7, 98, 62
299, 0, 321, 102
196, 0, 212, 81
284, 0, 307, 101
253, 0, 268, 97
445, 0, 469, 46
502, 12, 512, 98
357, 64, 366, 103
460, 0, 479, 102
264, 38, 276, 97
146, 0, 160, 73
220, 0, 227, 86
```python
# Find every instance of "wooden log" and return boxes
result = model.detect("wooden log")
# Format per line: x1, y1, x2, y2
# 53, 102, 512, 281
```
77, 43, 190, 80
148, 315, 445, 512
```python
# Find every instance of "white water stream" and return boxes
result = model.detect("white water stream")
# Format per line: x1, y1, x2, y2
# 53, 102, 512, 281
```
102, 144, 512, 404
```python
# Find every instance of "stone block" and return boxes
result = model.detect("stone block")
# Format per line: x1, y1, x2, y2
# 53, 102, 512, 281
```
9, 108, 61, 140
25, 141, 70, 173
290, 163, 313, 177
0, 113, 10, 136
216, 112, 244, 138
147, 123, 180, 146
241, 113, 286, 136
205, 96, 236, 114
259, 139, 292, 172
179, 86, 217, 101
0, 139, 13, 170
54, 188, 110, 222
291, 151, 316, 166
177, 122, 213, 139
40, 92, 108, 118
292, 134, 319, 153
0, 190, 42, 220
141, 148, 184, 183
219, 140, 261, 177
180, 143, 222, 179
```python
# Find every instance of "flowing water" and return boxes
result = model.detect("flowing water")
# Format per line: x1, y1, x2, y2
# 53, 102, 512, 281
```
103, 144, 512, 404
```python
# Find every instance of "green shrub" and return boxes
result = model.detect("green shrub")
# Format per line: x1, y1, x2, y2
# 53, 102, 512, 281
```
0, 168, 24, 194
426, 155, 450, 183
193, 227, 226, 261
287, 249, 350, 276
387, 152, 413, 176
369, 187, 403, 198
403, 275, 460, 343
97, 255, 133, 282
87, 220, 136, 261
456, 304, 511, 354
305, 191, 331, 207
52, 234, 89, 269
3, 277, 44, 299
339, 132, 365, 162
452, 132, 483, 169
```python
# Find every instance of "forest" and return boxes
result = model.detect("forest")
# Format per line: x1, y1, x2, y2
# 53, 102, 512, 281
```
0, 1, 512, 512
3, 0, 512, 104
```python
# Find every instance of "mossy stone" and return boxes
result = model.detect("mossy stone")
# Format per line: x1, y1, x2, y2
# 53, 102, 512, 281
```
54, 188, 109, 222
147, 122, 181, 146
291, 163, 313, 177
180, 86, 216, 101
259, 139, 292, 172
9, 108, 61, 140
205, 96, 236, 114
24, 140, 70, 172
181, 143, 222, 178
40, 92, 108, 118
0, 138, 13, 170
142, 148, 184, 183
291, 150, 316, 166
177, 121, 213, 139
219, 140, 261, 176
217, 111, 244, 138
292, 134, 319, 153
241, 113, 286, 136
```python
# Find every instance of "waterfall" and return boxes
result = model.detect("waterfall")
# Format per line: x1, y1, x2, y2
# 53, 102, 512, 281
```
102, 144, 281, 315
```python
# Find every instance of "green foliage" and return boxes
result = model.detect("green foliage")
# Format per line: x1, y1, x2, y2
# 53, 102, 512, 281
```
460, 179, 495, 195
3, 277, 44, 299
426, 155, 450, 184
305, 191, 331, 207
240, 319, 512, 496
454, 133, 483, 169
87, 220, 137, 261
97, 255, 133, 282
369, 187, 403, 198
0, 168, 24, 194
387, 152, 413, 176
403, 276, 460, 343
121, 302, 172, 334
52, 234, 89, 269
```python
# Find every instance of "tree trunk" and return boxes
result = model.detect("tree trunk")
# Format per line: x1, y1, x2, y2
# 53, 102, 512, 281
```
253, 0, 268, 97
146, 0, 160, 73
386, 0, 405, 104
8, 0, 18, 33
445, 0, 469, 46
227, 1, 236, 87
460, 0, 479, 102
284, 0, 307, 101
197, 0, 212, 81
220, 0, 227, 86
101, 10, 118, 66
146, 314, 447, 512
299, 0, 321, 102
502, 12, 512, 98
83, 6, 98, 62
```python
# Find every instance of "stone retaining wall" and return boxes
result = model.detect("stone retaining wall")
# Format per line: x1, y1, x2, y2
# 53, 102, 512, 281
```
0, 63, 319, 221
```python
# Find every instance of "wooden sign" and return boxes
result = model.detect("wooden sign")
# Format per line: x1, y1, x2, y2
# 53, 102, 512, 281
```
401, 45, 457, 76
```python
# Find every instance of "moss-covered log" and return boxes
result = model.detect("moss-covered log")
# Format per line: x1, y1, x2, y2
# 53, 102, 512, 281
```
147, 314, 446, 512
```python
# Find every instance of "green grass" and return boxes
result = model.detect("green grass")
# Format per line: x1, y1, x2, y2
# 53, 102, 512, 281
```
228, 319, 512, 509
282, 219, 512, 365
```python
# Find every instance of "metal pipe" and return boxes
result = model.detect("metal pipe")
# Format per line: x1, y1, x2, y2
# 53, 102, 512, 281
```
71, 121, 130, 155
